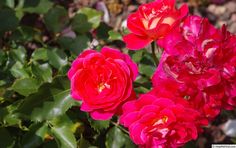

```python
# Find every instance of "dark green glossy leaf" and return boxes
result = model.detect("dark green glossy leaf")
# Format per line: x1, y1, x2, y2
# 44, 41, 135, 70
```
58, 35, 90, 55
17, 76, 76, 122
106, 126, 136, 148
31, 48, 48, 62
0, 127, 15, 148
10, 61, 30, 78
0, 101, 22, 126
9, 47, 26, 64
108, 30, 122, 41
88, 117, 110, 132
42, 140, 58, 148
0, 0, 14, 8
131, 50, 144, 63
10, 26, 41, 42
44, 6, 69, 33
50, 115, 77, 148
12, 78, 40, 96
96, 22, 112, 40
47, 48, 68, 69
0, 50, 7, 66
22, 123, 49, 148
77, 7, 102, 29
78, 136, 91, 148
23, 0, 53, 14
0, 8, 19, 35
71, 13, 92, 34
138, 64, 155, 78
31, 62, 52, 83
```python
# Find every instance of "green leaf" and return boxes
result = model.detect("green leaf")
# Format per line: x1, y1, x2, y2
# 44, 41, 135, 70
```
58, 35, 90, 55
0, 8, 19, 35
10, 26, 41, 42
0, 128, 15, 148
12, 78, 40, 96
44, 6, 69, 33
106, 126, 136, 148
71, 13, 92, 34
22, 123, 49, 148
9, 46, 27, 64
31, 48, 48, 61
42, 140, 58, 148
10, 61, 30, 78
77, 7, 102, 29
96, 22, 112, 40
184, 141, 196, 148
51, 126, 77, 148
88, 117, 110, 132
17, 76, 76, 122
131, 50, 144, 63
50, 115, 77, 148
47, 48, 68, 69
78, 136, 91, 148
108, 30, 122, 41
0, 50, 7, 66
134, 86, 150, 94
31, 62, 52, 83
139, 64, 155, 78
23, 0, 53, 14
0, 101, 22, 126
2, 0, 15, 8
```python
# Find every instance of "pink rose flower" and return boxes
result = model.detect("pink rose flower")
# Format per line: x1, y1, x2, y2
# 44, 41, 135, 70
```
120, 92, 207, 148
153, 15, 236, 119
123, 0, 188, 50
68, 47, 138, 120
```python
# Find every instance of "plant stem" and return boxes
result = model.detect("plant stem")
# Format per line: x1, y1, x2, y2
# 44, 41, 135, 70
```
110, 121, 129, 135
151, 42, 159, 66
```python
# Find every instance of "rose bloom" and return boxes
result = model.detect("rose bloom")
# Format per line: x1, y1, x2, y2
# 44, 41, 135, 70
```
153, 15, 236, 120
123, 0, 188, 50
120, 92, 207, 148
68, 47, 138, 120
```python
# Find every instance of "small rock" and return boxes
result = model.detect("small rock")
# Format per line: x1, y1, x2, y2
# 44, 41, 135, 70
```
225, 1, 236, 13
229, 22, 236, 33
207, 4, 217, 13
221, 119, 236, 137
128, 5, 137, 12
215, 6, 226, 16
221, 11, 231, 20
231, 13, 236, 22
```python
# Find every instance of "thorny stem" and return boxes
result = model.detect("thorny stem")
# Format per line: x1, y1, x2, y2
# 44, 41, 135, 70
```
110, 121, 129, 135
151, 42, 159, 66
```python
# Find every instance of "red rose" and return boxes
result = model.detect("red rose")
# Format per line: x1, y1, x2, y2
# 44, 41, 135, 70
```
120, 92, 207, 147
123, 0, 188, 50
153, 15, 236, 119
68, 47, 138, 120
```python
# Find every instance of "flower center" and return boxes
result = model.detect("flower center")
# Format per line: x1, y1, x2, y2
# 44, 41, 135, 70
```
97, 82, 110, 93
141, 5, 173, 30
153, 115, 169, 126
162, 116, 168, 123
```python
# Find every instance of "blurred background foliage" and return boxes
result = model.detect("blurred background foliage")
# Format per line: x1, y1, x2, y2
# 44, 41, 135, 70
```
0, 0, 235, 147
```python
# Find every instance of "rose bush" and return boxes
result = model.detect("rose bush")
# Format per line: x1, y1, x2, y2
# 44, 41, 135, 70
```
123, 0, 188, 50
68, 47, 138, 120
2, 0, 235, 147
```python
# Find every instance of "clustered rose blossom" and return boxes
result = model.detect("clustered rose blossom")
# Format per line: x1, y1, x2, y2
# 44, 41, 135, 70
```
68, 47, 138, 120
123, 0, 188, 50
154, 15, 236, 120
68, 0, 236, 147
